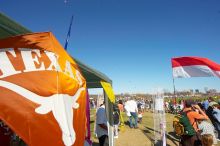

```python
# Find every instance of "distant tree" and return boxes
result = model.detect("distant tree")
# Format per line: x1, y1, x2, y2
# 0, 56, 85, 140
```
204, 87, 208, 93
195, 89, 199, 94
207, 89, 217, 94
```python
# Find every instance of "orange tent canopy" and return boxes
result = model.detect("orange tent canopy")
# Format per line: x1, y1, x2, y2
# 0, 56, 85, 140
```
0, 32, 87, 146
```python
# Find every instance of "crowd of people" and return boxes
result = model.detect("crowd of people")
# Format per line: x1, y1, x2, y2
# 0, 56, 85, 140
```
165, 100, 185, 114
173, 97, 220, 146
94, 96, 220, 146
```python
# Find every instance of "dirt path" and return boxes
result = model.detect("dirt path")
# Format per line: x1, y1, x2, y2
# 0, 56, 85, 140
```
115, 126, 152, 146
114, 112, 179, 146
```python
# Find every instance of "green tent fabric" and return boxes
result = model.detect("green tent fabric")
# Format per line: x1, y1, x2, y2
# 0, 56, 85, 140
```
0, 12, 112, 88
0, 13, 31, 38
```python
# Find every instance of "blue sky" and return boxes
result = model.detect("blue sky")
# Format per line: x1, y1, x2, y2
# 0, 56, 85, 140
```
1, 0, 220, 94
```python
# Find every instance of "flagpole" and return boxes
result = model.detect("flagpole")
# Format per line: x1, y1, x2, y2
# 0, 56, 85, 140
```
171, 58, 177, 107
64, 15, 74, 50
172, 77, 176, 96
172, 75, 178, 114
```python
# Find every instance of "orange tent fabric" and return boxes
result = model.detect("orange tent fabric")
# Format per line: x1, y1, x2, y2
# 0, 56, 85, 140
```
0, 32, 87, 146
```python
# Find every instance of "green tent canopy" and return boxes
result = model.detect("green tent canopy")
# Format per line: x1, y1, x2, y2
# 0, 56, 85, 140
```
0, 12, 112, 88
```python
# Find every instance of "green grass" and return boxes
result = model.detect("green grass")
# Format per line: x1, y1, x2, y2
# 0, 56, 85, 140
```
89, 109, 98, 143
139, 112, 178, 146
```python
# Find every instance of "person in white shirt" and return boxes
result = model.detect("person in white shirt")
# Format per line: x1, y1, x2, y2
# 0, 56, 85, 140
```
198, 119, 217, 145
96, 103, 108, 146
124, 101, 131, 117
126, 99, 138, 128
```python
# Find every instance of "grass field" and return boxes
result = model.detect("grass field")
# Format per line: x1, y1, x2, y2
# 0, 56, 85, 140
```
140, 111, 179, 146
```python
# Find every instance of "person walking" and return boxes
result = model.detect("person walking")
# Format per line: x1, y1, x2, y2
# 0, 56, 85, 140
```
113, 104, 120, 138
197, 118, 217, 145
95, 102, 108, 146
126, 98, 138, 128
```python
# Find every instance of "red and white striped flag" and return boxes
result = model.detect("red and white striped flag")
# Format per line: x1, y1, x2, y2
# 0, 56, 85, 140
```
171, 56, 220, 78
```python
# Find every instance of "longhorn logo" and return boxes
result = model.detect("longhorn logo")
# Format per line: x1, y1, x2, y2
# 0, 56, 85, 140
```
0, 80, 85, 146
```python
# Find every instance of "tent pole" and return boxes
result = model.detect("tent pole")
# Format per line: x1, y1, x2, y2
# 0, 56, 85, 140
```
104, 89, 114, 146
64, 15, 74, 50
